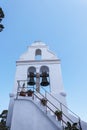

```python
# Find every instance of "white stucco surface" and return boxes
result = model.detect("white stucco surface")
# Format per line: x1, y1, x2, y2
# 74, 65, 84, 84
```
10, 99, 61, 130
13, 41, 65, 96
19, 41, 58, 61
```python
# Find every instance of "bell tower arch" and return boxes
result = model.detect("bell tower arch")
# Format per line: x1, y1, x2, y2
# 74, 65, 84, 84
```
35, 49, 42, 60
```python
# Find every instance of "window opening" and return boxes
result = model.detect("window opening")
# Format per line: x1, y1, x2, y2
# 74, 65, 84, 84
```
35, 49, 42, 60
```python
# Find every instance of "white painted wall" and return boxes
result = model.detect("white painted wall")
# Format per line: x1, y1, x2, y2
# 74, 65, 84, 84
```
6, 94, 15, 127
19, 42, 58, 61
13, 62, 65, 94
13, 41, 65, 95
10, 99, 61, 130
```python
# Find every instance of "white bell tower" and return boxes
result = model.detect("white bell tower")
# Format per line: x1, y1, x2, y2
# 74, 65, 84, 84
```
13, 41, 66, 98
7, 41, 68, 130
6, 41, 86, 130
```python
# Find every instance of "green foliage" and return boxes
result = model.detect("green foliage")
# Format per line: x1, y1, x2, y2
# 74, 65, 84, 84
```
65, 122, 79, 130
0, 8, 4, 18
54, 110, 62, 121
0, 24, 4, 31
19, 91, 26, 96
0, 110, 8, 130
41, 98, 47, 106
0, 7, 5, 32
27, 89, 34, 96
0, 110, 8, 118
0, 121, 8, 130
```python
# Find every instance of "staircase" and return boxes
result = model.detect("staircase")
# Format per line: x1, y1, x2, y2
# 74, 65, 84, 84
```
16, 80, 82, 130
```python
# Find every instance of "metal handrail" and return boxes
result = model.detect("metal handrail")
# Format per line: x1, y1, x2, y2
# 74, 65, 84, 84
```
34, 92, 68, 126
34, 91, 74, 125
16, 86, 75, 128
16, 80, 82, 130
41, 86, 80, 119
40, 86, 82, 129
33, 87, 74, 124
16, 80, 81, 118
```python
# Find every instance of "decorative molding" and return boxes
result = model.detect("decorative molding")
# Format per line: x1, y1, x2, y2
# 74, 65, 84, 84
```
9, 93, 15, 98
16, 59, 61, 66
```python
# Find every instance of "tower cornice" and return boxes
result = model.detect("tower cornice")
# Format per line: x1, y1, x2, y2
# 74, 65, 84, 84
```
16, 59, 61, 66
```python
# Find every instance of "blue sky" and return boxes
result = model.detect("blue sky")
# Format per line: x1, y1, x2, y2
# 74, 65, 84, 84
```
0, 0, 87, 121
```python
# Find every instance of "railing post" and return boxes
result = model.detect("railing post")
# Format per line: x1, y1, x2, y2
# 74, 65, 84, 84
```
45, 90, 46, 98
33, 85, 34, 92
32, 85, 34, 100
45, 91, 47, 114
16, 80, 20, 99
60, 103, 62, 111
79, 118, 82, 130
60, 103, 64, 130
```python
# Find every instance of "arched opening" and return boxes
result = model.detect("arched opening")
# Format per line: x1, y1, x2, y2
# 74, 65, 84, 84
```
27, 66, 50, 93
27, 66, 36, 89
35, 49, 42, 60
27, 66, 36, 74
40, 66, 50, 93
40, 66, 49, 73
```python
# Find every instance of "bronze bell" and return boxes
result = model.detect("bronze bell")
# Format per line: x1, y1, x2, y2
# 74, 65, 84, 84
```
27, 72, 36, 86
40, 72, 49, 86
40, 71, 49, 77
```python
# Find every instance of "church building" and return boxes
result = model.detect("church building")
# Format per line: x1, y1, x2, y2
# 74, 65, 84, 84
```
6, 41, 87, 130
